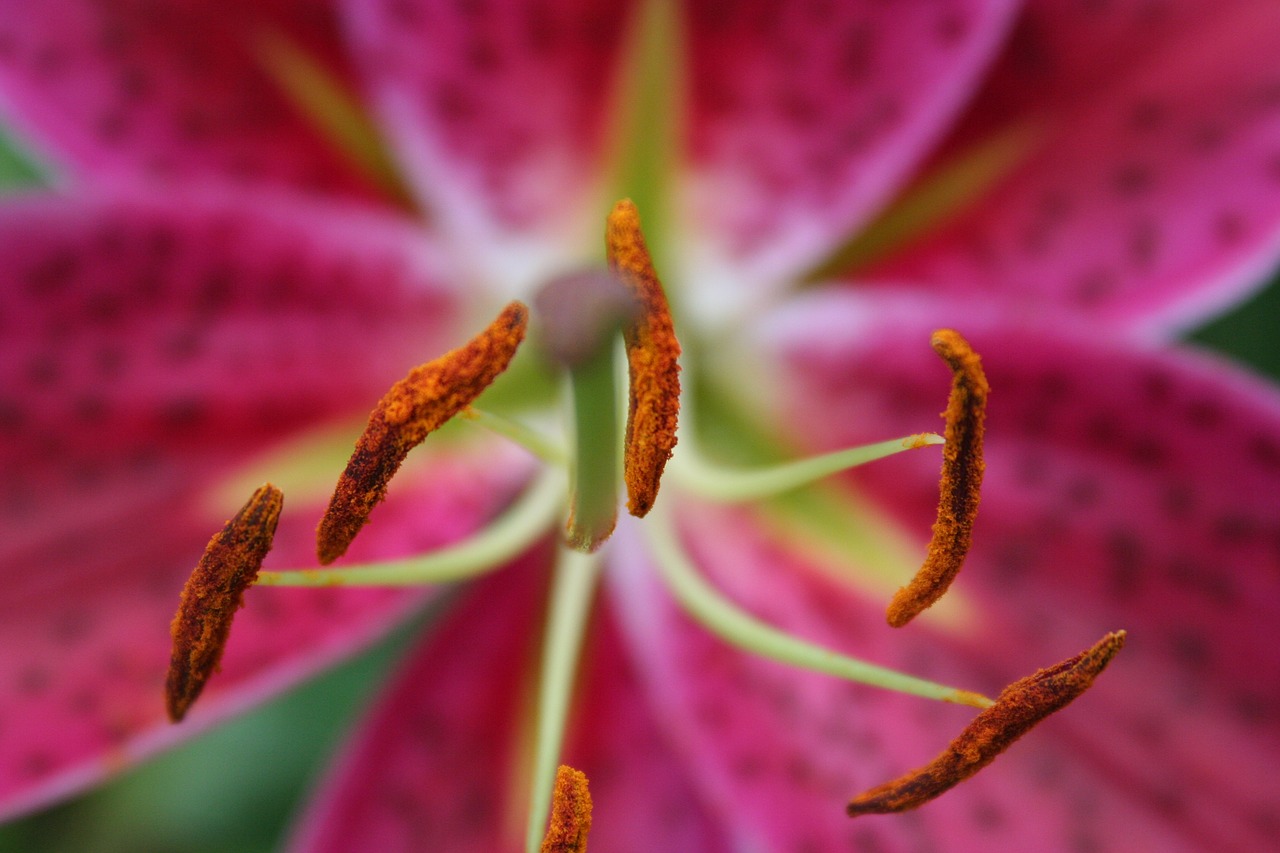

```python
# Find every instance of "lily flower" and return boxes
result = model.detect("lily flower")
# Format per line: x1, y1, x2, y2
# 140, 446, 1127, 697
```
1, 1, 1279, 851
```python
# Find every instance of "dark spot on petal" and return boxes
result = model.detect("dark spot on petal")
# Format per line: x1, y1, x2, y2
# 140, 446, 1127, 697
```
161, 397, 205, 429
25, 353, 60, 387
1074, 268, 1117, 305
1127, 218, 1160, 267
1105, 529, 1143, 600
17, 666, 50, 694
25, 251, 80, 296
1167, 557, 1236, 605
1128, 98, 1168, 132
1214, 211, 1246, 245
73, 395, 109, 424
1112, 162, 1153, 195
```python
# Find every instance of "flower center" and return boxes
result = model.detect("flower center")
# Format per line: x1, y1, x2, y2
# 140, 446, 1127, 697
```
165, 200, 1124, 851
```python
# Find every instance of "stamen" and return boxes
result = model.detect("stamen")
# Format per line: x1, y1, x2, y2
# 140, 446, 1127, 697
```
315, 302, 528, 564
847, 630, 1126, 816
526, 549, 603, 853
165, 484, 283, 723
540, 765, 593, 853
674, 432, 944, 503
886, 329, 988, 628
606, 199, 681, 517
647, 503, 993, 708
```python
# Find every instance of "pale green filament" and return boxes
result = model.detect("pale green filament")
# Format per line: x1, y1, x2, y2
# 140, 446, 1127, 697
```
673, 432, 943, 503
255, 467, 564, 587
525, 548, 603, 853
460, 407, 567, 465
647, 504, 993, 708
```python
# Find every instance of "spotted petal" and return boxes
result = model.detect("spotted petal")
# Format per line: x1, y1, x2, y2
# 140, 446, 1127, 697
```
338, 0, 638, 290
743, 293, 1280, 850
289, 557, 732, 853
0, 188, 488, 817
868, 1, 1280, 333
0, 0, 383, 200
673, 0, 1019, 310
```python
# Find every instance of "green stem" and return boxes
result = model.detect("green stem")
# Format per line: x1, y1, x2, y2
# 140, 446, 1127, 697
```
524, 548, 602, 853
673, 433, 943, 503
255, 468, 564, 586
564, 344, 620, 552
646, 503, 993, 708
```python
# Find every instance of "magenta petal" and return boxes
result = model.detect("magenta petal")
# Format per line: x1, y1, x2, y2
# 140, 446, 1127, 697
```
761, 301, 1280, 849
290, 554, 730, 853
0, 0, 383, 200
0, 188, 461, 554
0, 188, 480, 817
675, 0, 1019, 293
871, 2, 1280, 331
0, 445, 527, 820
611, 508, 1212, 853
339, 0, 637, 280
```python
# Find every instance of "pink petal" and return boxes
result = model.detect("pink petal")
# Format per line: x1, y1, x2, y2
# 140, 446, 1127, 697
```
869, 2, 1280, 332
0, 446, 527, 820
754, 297, 1280, 849
0, 187, 484, 816
674, 0, 1019, 299
0, 0, 381, 201
338, 0, 637, 284
611, 506, 1206, 852
290, 554, 731, 853
0, 188, 461, 556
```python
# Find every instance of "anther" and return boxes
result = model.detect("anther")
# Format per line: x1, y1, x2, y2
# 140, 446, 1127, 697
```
847, 630, 1126, 815
166, 484, 284, 723
605, 199, 681, 517
886, 329, 988, 627
541, 765, 593, 853
315, 301, 528, 564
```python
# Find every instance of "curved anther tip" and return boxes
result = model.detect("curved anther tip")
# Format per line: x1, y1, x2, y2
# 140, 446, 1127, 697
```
541, 765, 593, 852
166, 484, 283, 723
315, 302, 528, 563
605, 199, 681, 518
886, 329, 987, 627
847, 630, 1125, 816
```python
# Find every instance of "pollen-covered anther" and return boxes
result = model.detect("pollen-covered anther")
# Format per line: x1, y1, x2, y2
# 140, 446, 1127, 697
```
886, 329, 988, 628
165, 484, 284, 723
606, 199, 681, 518
847, 630, 1126, 816
541, 765, 593, 853
315, 301, 528, 564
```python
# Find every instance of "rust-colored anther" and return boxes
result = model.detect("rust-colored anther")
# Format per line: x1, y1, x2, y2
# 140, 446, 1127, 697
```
606, 199, 681, 517
166, 484, 283, 723
315, 301, 528, 564
541, 765, 593, 853
886, 329, 988, 627
847, 630, 1126, 816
